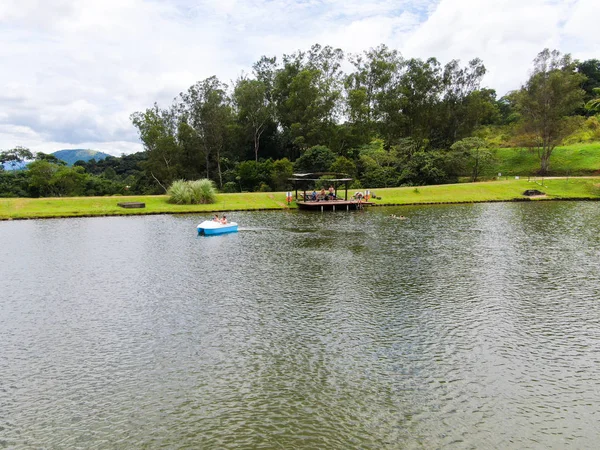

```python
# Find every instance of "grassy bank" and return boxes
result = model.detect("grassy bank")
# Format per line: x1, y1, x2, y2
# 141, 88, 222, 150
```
1, 177, 599, 220
488, 142, 600, 177
373, 177, 600, 204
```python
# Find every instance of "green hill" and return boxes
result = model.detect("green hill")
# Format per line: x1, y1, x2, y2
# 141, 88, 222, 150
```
52, 149, 112, 166
481, 142, 600, 178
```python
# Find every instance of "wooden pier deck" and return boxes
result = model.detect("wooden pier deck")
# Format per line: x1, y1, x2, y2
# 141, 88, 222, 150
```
296, 199, 373, 211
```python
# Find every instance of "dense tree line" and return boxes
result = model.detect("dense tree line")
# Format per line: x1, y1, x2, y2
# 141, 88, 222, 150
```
130, 45, 597, 190
0, 150, 155, 197
2, 46, 599, 197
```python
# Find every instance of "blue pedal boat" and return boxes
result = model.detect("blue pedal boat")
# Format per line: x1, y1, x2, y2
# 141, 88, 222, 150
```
197, 220, 238, 236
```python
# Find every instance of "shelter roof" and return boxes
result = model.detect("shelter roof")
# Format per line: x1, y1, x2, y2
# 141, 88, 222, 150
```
289, 172, 352, 182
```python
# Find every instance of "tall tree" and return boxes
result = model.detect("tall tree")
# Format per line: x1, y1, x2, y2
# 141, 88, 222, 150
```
436, 58, 487, 148
577, 59, 600, 109
273, 45, 345, 156
0, 146, 34, 170
180, 76, 233, 188
451, 137, 494, 182
345, 45, 404, 144
131, 104, 180, 192
233, 77, 272, 161
514, 49, 586, 174
398, 57, 442, 148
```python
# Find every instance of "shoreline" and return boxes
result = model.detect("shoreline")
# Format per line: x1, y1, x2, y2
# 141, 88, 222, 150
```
2, 178, 599, 220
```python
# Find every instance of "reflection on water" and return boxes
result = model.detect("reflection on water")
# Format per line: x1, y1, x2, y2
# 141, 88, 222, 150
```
1, 202, 600, 448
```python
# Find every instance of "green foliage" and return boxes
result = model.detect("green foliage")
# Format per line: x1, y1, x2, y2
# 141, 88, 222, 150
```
294, 145, 337, 173
270, 158, 293, 191
0, 171, 29, 197
330, 156, 356, 178
5, 44, 594, 200
189, 179, 217, 203
233, 77, 273, 161
221, 182, 238, 193
578, 59, 600, 112
236, 160, 273, 191
585, 88, 600, 112
166, 180, 192, 204
0, 146, 33, 170
513, 49, 586, 174
167, 179, 217, 204
451, 137, 495, 182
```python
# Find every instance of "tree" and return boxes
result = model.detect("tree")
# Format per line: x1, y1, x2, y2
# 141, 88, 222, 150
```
451, 137, 494, 182
179, 76, 233, 188
578, 59, 600, 113
586, 88, 600, 112
233, 77, 272, 161
131, 104, 180, 192
514, 49, 586, 174
345, 45, 404, 145
398, 57, 442, 148
271, 158, 293, 191
435, 58, 487, 148
293, 145, 337, 173
273, 45, 345, 156
0, 146, 34, 170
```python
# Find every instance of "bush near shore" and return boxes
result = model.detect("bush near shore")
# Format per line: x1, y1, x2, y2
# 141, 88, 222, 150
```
1, 177, 599, 220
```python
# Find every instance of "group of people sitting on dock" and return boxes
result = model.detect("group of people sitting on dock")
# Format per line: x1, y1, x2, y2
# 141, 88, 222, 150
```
212, 214, 228, 224
309, 185, 336, 201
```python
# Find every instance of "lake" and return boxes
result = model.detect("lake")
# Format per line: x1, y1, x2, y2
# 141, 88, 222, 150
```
1, 202, 599, 449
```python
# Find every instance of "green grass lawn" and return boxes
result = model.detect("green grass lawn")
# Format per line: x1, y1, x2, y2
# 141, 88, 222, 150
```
2, 177, 599, 220
372, 177, 600, 205
490, 142, 600, 177
0, 192, 292, 220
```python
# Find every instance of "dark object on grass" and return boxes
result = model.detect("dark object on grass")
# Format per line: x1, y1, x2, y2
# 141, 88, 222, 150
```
118, 202, 145, 208
523, 190, 545, 196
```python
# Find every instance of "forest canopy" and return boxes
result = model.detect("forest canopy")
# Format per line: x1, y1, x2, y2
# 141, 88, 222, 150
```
2, 46, 598, 197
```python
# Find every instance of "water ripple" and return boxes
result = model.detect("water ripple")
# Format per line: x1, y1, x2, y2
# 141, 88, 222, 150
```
1, 204, 600, 448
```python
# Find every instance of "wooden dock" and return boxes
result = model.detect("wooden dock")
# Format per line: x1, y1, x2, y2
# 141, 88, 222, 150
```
289, 172, 374, 212
296, 199, 373, 211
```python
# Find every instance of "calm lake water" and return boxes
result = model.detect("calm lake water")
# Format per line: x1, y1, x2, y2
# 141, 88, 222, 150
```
1, 202, 600, 449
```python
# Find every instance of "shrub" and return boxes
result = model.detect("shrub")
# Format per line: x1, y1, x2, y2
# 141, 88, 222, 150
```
167, 179, 216, 204
221, 181, 238, 193
189, 179, 217, 204
167, 180, 192, 204
349, 180, 363, 189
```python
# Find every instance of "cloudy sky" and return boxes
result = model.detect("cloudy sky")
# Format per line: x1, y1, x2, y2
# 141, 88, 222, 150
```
1, 0, 598, 155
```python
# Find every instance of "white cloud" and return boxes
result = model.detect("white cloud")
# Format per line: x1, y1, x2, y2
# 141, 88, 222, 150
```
0, 0, 597, 155
401, 0, 599, 95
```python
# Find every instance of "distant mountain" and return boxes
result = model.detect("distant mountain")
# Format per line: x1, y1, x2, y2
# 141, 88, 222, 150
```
52, 149, 112, 166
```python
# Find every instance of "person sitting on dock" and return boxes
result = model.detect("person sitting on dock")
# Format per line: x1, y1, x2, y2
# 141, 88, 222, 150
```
220, 215, 228, 224
320, 188, 326, 200
328, 185, 336, 200
310, 190, 317, 201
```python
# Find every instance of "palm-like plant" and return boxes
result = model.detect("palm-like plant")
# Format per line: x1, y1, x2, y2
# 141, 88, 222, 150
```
167, 179, 217, 204
586, 88, 600, 112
